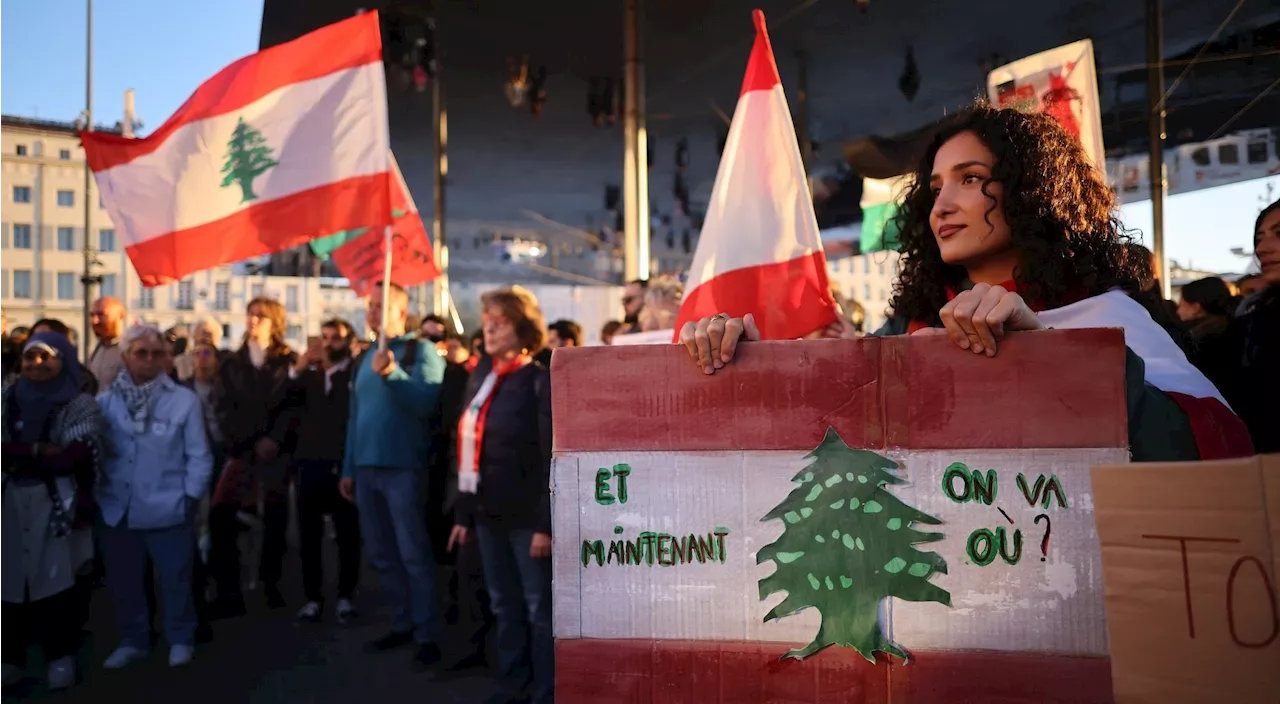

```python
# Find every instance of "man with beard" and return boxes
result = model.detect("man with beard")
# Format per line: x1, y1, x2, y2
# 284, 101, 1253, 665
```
288, 319, 362, 624
420, 314, 449, 343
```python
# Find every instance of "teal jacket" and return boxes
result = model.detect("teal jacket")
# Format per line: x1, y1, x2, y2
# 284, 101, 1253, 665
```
342, 335, 445, 478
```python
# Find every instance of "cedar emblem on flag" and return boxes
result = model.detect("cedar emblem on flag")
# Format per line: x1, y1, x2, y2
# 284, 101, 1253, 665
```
82, 11, 393, 287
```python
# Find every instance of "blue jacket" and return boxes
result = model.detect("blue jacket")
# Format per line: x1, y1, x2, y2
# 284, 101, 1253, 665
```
96, 375, 214, 530
342, 335, 445, 478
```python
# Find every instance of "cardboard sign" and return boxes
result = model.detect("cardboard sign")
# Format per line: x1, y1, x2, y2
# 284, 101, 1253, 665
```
551, 330, 1129, 703
1092, 456, 1280, 704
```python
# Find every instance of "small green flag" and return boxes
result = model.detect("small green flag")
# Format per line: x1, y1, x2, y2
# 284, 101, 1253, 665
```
309, 209, 408, 260
858, 176, 909, 254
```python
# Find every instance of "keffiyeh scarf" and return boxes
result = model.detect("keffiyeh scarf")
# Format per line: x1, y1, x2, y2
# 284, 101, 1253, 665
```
111, 369, 163, 427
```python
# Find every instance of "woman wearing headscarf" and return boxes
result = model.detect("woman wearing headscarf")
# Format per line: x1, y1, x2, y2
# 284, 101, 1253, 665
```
2, 332, 107, 691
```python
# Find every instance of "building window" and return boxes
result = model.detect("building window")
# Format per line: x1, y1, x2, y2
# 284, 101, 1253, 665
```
176, 280, 195, 310
56, 190, 75, 207
13, 186, 31, 203
15, 145, 27, 156
862, 258, 870, 275
286, 324, 303, 342
251, 283, 264, 299
59, 149, 72, 160
57, 272, 77, 301
13, 270, 33, 299
100, 273, 118, 298
98, 228, 116, 252
214, 282, 230, 311
863, 283, 871, 301
1219, 143, 1240, 165
222, 323, 232, 340
285, 285, 299, 312
57, 227, 76, 251
139, 288, 154, 309
12, 224, 33, 249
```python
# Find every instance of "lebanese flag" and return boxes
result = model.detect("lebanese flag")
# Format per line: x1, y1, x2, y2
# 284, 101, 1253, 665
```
81, 12, 392, 287
910, 289, 1254, 460
330, 153, 442, 297
673, 10, 837, 342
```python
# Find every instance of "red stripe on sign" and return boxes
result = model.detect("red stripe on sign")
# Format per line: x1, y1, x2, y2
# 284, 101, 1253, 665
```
556, 639, 1114, 704
82, 12, 383, 172
550, 328, 1128, 452
125, 173, 391, 287
675, 251, 838, 343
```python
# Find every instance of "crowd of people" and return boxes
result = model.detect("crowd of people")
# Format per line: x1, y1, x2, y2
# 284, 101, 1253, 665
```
2, 101, 1277, 704
1, 283, 573, 703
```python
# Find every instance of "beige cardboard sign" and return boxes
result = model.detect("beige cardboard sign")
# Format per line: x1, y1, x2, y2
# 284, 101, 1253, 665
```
1091, 455, 1280, 704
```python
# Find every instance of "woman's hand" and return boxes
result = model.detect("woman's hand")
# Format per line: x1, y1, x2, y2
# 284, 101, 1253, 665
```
447, 524, 470, 552
804, 313, 857, 340
678, 313, 761, 375
530, 532, 552, 559
938, 283, 1044, 356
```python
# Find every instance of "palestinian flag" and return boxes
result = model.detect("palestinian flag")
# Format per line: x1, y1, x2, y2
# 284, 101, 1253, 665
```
859, 175, 909, 253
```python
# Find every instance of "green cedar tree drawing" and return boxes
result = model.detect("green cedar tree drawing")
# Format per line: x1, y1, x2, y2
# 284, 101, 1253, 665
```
220, 117, 279, 203
757, 428, 951, 662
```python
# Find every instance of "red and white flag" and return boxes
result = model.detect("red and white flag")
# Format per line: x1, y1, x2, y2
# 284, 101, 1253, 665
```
674, 10, 837, 341
82, 12, 392, 287
330, 154, 442, 297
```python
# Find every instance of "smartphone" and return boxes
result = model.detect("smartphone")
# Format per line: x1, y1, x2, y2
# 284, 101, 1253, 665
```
306, 335, 322, 349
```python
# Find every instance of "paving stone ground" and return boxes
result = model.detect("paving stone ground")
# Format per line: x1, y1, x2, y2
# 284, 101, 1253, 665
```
4, 529, 498, 704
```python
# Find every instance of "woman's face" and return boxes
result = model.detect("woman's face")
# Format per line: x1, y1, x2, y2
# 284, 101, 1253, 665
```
21, 345, 63, 382
1256, 208, 1280, 285
194, 323, 217, 345
482, 305, 520, 358
194, 344, 220, 376
1176, 297, 1204, 322
929, 131, 1013, 269
246, 303, 273, 341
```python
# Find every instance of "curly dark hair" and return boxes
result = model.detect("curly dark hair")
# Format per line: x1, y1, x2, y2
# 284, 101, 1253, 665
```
889, 101, 1140, 324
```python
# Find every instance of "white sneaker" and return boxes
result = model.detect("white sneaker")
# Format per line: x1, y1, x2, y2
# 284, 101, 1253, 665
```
46, 656, 74, 690
335, 598, 357, 624
2, 663, 23, 687
296, 601, 322, 623
168, 644, 194, 668
103, 645, 147, 670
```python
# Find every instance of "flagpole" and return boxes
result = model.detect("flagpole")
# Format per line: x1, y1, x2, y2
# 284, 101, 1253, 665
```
79, 0, 96, 363
378, 224, 393, 352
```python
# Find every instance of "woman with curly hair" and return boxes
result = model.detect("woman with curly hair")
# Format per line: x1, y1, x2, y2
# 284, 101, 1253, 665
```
679, 102, 1252, 462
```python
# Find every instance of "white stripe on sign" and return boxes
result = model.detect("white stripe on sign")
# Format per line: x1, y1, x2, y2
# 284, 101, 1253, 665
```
552, 447, 1123, 655
95, 62, 389, 248
686, 84, 821, 290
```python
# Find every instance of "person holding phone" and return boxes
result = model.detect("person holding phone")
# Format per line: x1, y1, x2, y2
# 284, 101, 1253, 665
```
289, 319, 361, 624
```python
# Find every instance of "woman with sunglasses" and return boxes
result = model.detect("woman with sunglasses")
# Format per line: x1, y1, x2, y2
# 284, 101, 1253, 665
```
2, 332, 107, 691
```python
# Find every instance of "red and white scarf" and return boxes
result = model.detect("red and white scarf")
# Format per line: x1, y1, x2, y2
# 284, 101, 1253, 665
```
457, 354, 532, 493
